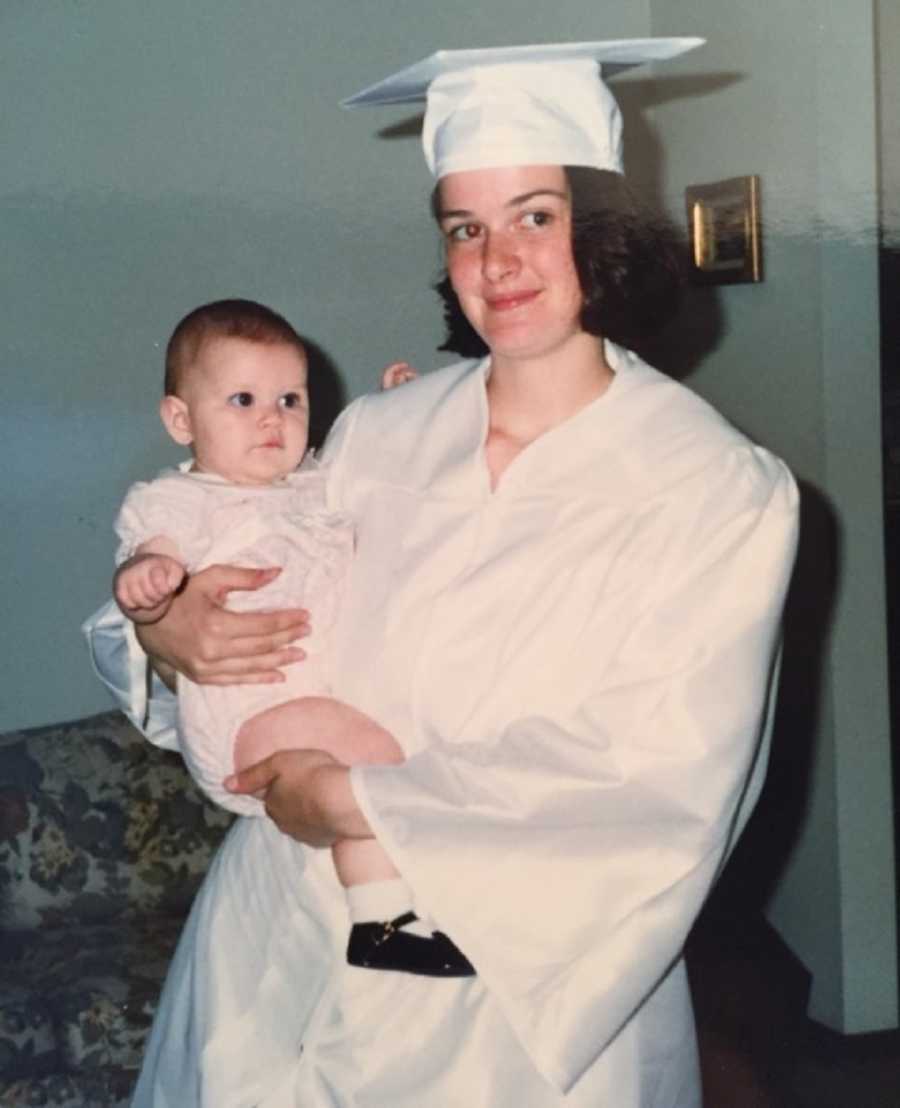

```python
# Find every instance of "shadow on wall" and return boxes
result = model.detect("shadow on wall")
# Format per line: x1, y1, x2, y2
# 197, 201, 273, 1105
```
614, 73, 741, 384
304, 337, 347, 451
618, 72, 840, 920
633, 218, 838, 927
632, 281, 725, 384
707, 480, 840, 918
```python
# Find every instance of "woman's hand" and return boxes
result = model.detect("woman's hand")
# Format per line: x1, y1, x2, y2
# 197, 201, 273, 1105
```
226, 749, 372, 846
135, 564, 310, 686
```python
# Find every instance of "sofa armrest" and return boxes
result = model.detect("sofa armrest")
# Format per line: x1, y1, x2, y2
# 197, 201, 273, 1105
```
0, 711, 232, 931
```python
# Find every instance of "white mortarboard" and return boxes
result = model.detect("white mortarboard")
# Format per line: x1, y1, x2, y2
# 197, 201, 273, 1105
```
342, 39, 704, 179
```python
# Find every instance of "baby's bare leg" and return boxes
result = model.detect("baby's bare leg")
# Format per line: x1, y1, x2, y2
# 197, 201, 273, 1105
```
234, 696, 404, 767
234, 697, 403, 888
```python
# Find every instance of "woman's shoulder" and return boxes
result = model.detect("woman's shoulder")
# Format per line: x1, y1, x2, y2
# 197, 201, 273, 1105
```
606, 345, 737, 441
602, 346, 795, 507
357, 358, 483, 423
330, 359, 484, 459
318, 359, 487, 500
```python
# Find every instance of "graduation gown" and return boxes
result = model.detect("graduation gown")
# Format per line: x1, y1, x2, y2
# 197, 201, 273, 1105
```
84, 342, 799, 1107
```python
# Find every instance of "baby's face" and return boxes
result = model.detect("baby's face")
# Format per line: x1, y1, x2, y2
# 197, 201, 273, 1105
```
179, 336, 309, 485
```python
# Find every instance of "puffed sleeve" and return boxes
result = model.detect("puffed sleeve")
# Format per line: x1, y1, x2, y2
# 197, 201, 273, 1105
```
114, 473, 206, 568
350, 449, 799, 1093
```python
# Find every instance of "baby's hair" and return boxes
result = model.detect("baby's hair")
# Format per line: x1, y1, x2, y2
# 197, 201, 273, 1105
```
165, 299, 306, 396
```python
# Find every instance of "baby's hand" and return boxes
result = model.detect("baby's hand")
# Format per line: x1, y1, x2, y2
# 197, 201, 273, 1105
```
380, 361, 418, 391
115, 553, 186, 622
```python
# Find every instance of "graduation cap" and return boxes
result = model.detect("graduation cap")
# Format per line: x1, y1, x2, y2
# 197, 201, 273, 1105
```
342, 39, 704, 178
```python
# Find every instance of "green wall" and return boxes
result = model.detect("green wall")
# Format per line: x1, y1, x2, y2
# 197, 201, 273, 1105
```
648, 0, 897, 1033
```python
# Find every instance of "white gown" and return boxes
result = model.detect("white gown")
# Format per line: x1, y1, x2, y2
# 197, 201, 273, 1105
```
84, 342, 799, 1107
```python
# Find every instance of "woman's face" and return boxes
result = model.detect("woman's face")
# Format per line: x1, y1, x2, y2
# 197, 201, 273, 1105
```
437, 164, 584, 365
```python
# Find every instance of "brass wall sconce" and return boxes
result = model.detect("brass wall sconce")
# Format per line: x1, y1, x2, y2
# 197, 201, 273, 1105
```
685, 175, 762, 285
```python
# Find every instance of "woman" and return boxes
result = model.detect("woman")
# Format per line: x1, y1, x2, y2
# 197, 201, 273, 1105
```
86, 40, 798, 1108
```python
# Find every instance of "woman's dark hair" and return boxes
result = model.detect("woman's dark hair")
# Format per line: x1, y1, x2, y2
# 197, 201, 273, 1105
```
432, 166, 686, 357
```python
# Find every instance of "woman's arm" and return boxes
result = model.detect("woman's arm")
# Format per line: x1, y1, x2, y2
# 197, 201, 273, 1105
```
135, 563, 311, 686
226, 741, 374, 845
83, 563, 311, 749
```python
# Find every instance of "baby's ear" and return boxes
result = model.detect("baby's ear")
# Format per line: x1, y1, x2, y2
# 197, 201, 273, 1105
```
159, 395, 194, 446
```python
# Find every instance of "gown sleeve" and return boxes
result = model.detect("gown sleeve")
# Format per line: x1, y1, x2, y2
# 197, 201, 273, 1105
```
350, 446, 799, 1094
114, 471, 219, 568
82, 599, 180, 750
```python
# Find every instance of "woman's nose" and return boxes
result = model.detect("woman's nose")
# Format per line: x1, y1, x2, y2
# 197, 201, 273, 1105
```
482, 232, 519, 281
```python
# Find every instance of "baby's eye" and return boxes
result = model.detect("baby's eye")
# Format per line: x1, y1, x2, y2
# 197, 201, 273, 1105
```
446, 222, 481, 243
279, 392, 304, 410
227, 392, 254, 408
521, 210, 552, 229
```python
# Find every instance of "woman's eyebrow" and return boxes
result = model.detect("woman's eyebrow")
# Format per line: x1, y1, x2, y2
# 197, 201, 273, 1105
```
438, 207, 474, 221
506, 188, 568, 207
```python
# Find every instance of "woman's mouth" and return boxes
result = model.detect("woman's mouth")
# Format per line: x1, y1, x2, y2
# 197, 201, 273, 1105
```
485, 289, 540, 312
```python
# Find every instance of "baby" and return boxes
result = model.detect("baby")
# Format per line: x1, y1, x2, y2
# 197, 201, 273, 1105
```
113, 300, 453, 972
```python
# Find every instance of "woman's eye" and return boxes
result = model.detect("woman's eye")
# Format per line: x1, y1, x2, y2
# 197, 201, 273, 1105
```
227, 392, 254, 408
521, 210, 552, 229
279, 392, 303, 409
447, 222, 481, 243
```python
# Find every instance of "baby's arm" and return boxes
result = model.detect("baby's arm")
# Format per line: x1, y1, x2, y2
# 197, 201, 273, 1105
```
380, 361, 418, 390
114, 537, 186, 624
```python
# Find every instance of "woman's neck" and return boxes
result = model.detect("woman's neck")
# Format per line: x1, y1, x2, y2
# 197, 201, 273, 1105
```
486, 332, 613, 445
482, 332, 613, 489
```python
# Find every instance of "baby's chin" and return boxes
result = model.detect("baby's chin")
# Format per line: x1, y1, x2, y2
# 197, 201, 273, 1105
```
240, 467, 302, 486
236, 453, 308, 485
193, 459, 305, 486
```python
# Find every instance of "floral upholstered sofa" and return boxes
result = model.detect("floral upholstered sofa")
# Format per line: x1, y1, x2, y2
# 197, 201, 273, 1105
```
0, 710, 233, 1107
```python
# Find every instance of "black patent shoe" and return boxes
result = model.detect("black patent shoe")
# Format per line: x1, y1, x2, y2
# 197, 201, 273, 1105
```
346, 911, 476, 977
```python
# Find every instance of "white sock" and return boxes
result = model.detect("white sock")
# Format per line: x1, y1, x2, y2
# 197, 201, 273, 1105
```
345, 879, 431, 936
